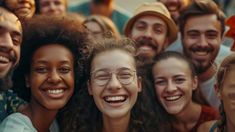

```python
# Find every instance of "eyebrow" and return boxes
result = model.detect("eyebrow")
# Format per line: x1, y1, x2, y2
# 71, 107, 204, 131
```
33, 60, 72, 64
92, 67, 133, 73
154, 74, 185, 79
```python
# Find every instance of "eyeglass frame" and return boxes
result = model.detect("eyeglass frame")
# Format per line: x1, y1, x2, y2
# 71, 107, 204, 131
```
90, 68, 137, 86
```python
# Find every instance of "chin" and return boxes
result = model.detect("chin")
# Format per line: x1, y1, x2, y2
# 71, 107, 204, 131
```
103, 109, 131, 119
164, 105, 184, 115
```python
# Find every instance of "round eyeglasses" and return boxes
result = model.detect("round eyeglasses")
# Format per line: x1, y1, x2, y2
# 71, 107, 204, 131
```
91, 69, 136, 86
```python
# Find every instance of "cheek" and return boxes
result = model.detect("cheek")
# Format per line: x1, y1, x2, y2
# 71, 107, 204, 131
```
29, 73, 44, 86
131, 28, 143, 38
40, 5, 50, 12
5, 1, 16, 9
153, 34, 167, 44
155, 86, 164, 99
65, 72, 75, 88
58, 5, 66, 11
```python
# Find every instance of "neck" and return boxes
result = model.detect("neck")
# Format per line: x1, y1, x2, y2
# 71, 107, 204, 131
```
198, 64, 216, 82
103, 113, 130, 132
173, 101, 201, 131
226, 119, 235, 132
22, 102, 58, 132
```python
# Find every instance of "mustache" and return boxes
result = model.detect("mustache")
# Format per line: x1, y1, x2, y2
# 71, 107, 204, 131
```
0, 49, 17, 64
135, 37, 158, 50
189, 45, 214, 52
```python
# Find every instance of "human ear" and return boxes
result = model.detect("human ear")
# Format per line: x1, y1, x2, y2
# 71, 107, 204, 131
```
137, 76, 142, 92
214, 84, 221, 99
192, 76, 198, 91
87, 80, 93, 95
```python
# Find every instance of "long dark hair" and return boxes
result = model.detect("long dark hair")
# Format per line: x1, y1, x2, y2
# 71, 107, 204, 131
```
61, 37, 169, 132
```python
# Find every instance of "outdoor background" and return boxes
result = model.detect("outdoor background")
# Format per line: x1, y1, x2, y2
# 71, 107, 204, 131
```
68, 0, 155, 14
68, 0, 235, 17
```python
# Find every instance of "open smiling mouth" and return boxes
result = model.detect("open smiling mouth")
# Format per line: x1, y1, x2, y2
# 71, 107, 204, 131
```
194, 51, 209, 56
47, 89, 64, 94
0, 56, 10, 63
44, 89, 66, 99
104, 95, 127, 103
165, 95, 182, 101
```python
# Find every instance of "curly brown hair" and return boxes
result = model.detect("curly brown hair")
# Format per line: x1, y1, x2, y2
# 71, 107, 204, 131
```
61, 37, 170, 132
12, 14, 89, 103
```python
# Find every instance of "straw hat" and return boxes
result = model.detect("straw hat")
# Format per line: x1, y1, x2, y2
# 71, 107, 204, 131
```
124, 2, 178, 44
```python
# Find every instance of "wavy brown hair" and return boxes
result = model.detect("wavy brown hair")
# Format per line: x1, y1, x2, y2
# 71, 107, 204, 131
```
61, 37, 169, 132
215, 53, 235, 131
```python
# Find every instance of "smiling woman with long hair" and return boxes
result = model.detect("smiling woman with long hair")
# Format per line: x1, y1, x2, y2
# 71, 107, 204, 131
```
147, 51, 219, 132
61, 37, 169, 132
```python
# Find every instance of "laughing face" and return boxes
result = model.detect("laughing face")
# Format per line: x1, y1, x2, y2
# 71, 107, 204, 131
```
88, 49, 142, 119
5, 0, 35, 19
130, 15, 169, 60
39, 0, 67, 15
0, 8, 22, 79
152, 57, 197, 115
182, 14, 222, 74
220, 67, 235, 126
27, 44, 74, 110
158, 0, 192, 23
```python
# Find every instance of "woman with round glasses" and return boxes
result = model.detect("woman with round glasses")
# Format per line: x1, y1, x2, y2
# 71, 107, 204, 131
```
61, 37, 169, 132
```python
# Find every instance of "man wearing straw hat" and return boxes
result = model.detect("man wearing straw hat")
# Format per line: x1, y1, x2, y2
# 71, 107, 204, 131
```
124, 2, 178, 62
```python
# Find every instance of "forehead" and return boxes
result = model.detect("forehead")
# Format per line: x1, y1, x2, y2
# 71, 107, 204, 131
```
32, 44, 73, 61
40, 0, 66, 3
91, 49, 135, 70
0, 9, 22, 33
184, 14, 221, 33
134, 15, 167, 27
84, 21, 102, 30
153, 58, 191, 75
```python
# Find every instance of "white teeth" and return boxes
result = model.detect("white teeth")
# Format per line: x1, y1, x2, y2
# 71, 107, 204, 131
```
47, 89, 64, 94
105, 96, 125, 102
165, 95, 181, 101
194, 51, 208, 56
0, 56, 9, 63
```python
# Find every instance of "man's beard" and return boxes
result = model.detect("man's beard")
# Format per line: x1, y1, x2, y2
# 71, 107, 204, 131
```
135, 36, 158, 62
183, 43, 217, 75
0, 68, 13, 91
193, 60, 212, 74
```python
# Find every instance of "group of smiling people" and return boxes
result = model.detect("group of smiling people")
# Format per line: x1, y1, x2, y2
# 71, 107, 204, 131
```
0, 13, 233, 132
0, 0, 235, 132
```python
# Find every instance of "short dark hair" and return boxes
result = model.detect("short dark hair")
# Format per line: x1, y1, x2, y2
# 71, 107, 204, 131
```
12, 15, 89, 102
179, 0, 225, 37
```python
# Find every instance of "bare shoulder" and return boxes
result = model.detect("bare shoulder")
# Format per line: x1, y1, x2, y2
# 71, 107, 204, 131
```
197, 120, 217, 132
